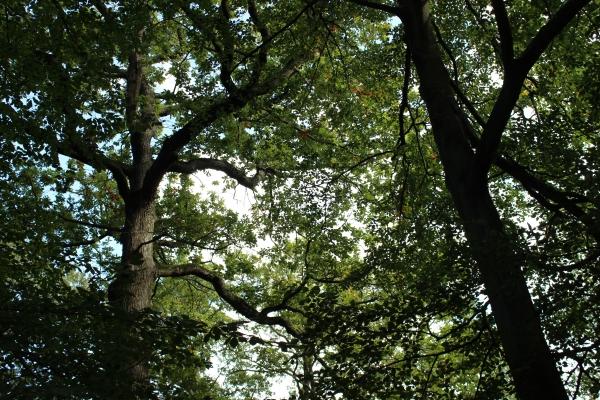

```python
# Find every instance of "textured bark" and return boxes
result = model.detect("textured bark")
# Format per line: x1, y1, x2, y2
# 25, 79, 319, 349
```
108, 201, 156, 313
106, 198, 157, 398
104, 49, 159, 398
397, 1, 568, 399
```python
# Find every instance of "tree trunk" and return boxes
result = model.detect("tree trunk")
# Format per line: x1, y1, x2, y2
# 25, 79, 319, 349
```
109, 200, 156, 312
107, 197, 157, 398
299, 351, 315, 400
397, 2, 567, 398
102, 49, 161, 397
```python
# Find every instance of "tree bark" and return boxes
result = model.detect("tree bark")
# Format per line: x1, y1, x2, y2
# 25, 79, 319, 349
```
109, 200, 156, 312
105, 172, 158, 397
104, 50, 159, 398
106, 195, 157, 398
397, 1, 568, 398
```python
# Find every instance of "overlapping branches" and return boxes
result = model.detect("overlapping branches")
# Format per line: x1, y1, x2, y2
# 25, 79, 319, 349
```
428, 1, 597, 237
142, 2, 325, 198
475, 0, 592, 173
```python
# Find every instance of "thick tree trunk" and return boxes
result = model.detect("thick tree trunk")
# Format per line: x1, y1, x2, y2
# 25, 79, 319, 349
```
109, 200, 156, 312
103, 49, 161, 397
397, 2, 567, 399
299, 351, 315, 400
456, 183, 568, 399
107, 197, 157, 398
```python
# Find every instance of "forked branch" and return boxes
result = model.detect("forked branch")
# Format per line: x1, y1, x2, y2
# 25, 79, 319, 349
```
475, 0, 591, 174
143, 52, 312, 197
169, 158, 275, 189
158, 263, 302, 336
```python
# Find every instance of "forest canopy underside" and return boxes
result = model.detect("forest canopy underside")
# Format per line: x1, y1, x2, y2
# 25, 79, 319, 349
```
0, 0, 599, 399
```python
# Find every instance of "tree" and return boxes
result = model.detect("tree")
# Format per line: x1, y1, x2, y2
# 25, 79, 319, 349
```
1, 0, 599, 399
1, 0, 333, 396
345, 0, 597, 398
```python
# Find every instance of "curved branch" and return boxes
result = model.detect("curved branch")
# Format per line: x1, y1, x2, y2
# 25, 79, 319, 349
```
142, 51, 311, 197
261, 276, 309, 316
54, 139, 131, 197
0, 92, 131, 198
168, 157, 273, 189
158, 263, 302, 337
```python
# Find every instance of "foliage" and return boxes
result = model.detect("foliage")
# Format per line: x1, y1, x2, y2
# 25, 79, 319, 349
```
1, 0, 599, 399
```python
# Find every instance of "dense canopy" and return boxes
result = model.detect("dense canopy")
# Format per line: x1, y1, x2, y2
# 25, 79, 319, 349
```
1, 0, 599, 399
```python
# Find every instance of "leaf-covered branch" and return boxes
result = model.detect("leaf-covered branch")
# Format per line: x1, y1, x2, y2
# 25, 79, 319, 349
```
168, 158, 273, 189
142, 53, 312, 197
517, 0, 591, 72
0, 102, 131, 197
54, 138, 131, 197
475, 0, 592, 173
247, 0, 270, 85
451, 91, 598, 238
158, 263, 302, 337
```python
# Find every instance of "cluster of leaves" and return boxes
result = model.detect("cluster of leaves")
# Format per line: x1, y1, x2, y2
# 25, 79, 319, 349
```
1, 0, 600, 399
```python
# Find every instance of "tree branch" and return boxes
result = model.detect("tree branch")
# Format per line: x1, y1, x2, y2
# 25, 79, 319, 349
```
144, 1, 327, 199
446, 82, 598, 239
490, 0, 514, 69
455, 98, 598, 239
180, 3, 237, 94
53, 138, 131, 197
15, 49, 132, 197
247, 0, 270, 85
517, 0, 591, 72
329, 150, 394, 184
125, 52, 143, 131
231, 0, 321, 73
260, 276, 309, 316
158, 263, 302, 336
346, 0, 401, 15
142, 50, 312, 197
61, 232, 112, 248
465, 0, 502, 58
168, 157, 273, 189
475, 0, 590, 175
59, 215, 122, 232
0, 101, 131, 197
218, 0, 236, 94
431, 20, 459, 82
397, 48, 412, 147
495, 156, 599, 240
